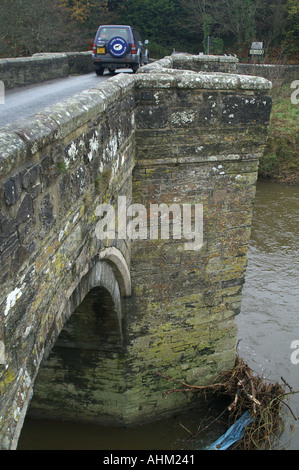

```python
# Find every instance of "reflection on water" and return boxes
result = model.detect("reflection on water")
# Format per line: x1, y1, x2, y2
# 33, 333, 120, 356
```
236, 180, 299, 450
18, 400, 227, 450
17, 398, 229, 450
18, 180, 299, 450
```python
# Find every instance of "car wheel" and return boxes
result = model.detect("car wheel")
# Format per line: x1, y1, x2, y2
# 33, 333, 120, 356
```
95, 67, 104, 76
108, 36, 128, 58
132, 57, 141, 73
108, 68, 116, 75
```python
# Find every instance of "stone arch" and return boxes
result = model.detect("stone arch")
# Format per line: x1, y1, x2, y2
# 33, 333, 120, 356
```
70, 259, 123, 334
68, 247, 131, 340
24, 249, 131, 427
97, 247, 131, 297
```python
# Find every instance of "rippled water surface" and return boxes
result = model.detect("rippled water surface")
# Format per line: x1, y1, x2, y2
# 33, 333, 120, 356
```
236, 180, 299, 449
18, 180, 299, 450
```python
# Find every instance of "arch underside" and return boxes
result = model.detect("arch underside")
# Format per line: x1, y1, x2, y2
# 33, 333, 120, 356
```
25, 252, 130, 426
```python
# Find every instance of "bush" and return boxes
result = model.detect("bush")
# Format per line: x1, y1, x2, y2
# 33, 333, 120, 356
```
259, 83, 299, 184
148, 42, 172, 59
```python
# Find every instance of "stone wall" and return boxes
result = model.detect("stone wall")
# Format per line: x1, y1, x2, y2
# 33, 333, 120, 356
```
0, 73, 136, 449
237, 63, 299, 85
0, 54, 272, 448
172, 53, 238, 73
141, 54, 238, 74
0, 52, 93, 89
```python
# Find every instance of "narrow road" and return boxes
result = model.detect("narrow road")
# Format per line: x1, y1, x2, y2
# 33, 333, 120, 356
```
0, 70, 133, 129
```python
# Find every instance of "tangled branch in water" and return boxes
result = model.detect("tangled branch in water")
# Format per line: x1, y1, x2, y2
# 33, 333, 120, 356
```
158, 355, 298, 450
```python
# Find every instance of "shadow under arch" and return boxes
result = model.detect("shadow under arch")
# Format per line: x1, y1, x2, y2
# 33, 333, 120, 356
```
69, 257, 125, 347
70, 247, 131, 322
24, 249, 131, 427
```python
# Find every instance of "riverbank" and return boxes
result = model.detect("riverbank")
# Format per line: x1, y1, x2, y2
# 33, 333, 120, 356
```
258, 82, 299, 185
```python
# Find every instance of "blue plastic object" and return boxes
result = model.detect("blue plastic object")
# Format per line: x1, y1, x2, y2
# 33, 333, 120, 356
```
207, 411, 253, 450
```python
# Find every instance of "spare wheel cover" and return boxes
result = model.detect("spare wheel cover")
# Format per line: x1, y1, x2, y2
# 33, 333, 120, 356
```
108, 36, 128, 57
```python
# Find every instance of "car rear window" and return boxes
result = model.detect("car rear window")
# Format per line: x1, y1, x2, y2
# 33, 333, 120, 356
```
98, 27, 130, 41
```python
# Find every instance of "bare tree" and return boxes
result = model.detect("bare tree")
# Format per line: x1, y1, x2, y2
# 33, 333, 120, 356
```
215, 0, 259, 43
179, 0, 217, 33
0, 0, 77, 57
255, 0, 288, 49
180, 0, 260, 45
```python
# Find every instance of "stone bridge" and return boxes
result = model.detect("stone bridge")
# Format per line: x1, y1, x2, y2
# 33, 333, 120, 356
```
0, 54, 272, 449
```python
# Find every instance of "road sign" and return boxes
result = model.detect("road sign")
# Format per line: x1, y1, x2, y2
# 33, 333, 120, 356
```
250, 49, 264, 55
251, 42, 263, 50
250, 42, 264, 56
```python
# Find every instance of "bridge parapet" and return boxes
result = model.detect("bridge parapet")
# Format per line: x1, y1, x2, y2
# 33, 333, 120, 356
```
0, 72, 136, 448
0, 55, 272, 449
0, 52, 94, 89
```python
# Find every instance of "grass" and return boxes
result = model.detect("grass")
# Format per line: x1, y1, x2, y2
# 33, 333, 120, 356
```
259, 82, 299, 184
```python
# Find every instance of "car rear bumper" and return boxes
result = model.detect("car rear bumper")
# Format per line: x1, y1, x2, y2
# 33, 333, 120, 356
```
92, 54, 139, 67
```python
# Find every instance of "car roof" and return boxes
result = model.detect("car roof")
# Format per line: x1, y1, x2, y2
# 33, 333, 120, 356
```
99, 25, 132, 28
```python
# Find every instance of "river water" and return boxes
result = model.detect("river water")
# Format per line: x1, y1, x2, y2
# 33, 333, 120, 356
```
17, 180, 299, 450
236, 180, 299, 450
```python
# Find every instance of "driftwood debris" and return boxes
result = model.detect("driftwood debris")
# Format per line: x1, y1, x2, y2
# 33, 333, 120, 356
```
158, 355, 298, 450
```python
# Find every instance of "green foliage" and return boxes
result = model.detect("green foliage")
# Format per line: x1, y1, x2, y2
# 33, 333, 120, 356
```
0, 0, 297, 60
95, 169, 112, 193
56, 161, 69, 174
259, 84, 299, 183
0, 0, 75, 57
119, 0, 187, 50
202, 14, 213, 53
148, 42, 172, 59
283, 0, 299, 58
211, 38, 224, 55
233, 0, 256, 43
202, 14, 213, 39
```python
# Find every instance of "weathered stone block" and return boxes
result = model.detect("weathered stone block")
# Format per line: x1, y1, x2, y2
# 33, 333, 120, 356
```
21, 164, 39, 189
39, 193, 55, 234
0, 215, 16, 239
4, 175, 22, 206
221, 94, 272, 126
16, 194, 33, 226
171, 108, 198, 127
136, 105, 169, 129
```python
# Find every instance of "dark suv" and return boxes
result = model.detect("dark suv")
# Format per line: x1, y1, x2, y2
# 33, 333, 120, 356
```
92, 25, 149, 75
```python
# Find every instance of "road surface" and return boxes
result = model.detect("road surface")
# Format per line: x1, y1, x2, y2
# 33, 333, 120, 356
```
0, 70, 133, 129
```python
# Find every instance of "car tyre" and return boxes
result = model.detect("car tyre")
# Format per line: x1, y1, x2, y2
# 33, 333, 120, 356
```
144, 52, 149, 65
95, 67, 104, 76
132, 57, 141, 73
